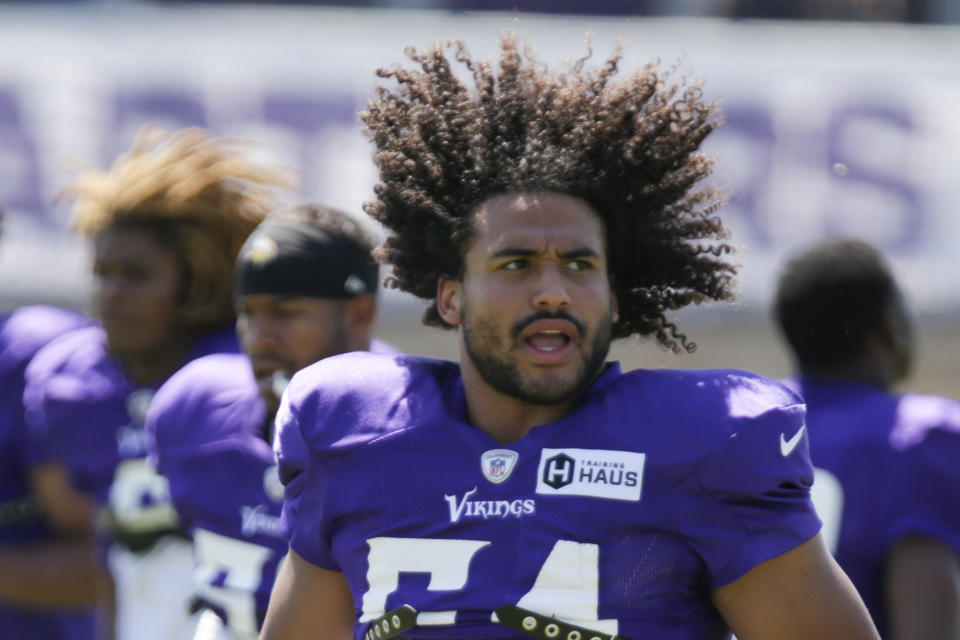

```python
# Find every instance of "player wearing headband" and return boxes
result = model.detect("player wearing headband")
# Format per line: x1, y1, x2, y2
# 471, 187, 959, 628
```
146, 204, 397, 640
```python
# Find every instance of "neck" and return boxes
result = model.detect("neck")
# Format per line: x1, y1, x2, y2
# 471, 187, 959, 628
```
799, 356, 893, 392
458, 349, 577, 446
120, 336, 195, 386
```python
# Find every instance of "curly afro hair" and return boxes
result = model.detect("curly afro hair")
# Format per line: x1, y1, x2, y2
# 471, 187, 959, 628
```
362, 32, 736, 352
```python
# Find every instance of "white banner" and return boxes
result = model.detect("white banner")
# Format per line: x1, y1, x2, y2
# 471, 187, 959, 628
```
0, 6, 958, 313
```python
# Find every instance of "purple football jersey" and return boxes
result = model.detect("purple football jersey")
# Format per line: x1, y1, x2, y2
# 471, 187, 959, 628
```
276, 353, 820, 640
147, 352, 282, 637
787, 375, 960, 637
0, 306, 94, 640
23, 324, 239, 545
147, 339, 402, 635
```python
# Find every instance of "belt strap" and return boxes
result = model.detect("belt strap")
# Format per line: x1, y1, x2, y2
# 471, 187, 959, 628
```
363, 605, 418, 640
495, 605, 628, 640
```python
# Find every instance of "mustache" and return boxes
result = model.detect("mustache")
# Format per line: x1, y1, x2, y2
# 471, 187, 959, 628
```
510, 310, 586, 341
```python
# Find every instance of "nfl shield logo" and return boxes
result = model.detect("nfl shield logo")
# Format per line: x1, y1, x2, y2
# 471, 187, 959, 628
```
480, 449, 519, 485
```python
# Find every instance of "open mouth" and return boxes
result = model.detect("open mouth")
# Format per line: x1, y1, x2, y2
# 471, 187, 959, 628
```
525, 329, 572, 352
519, 319, 578, 361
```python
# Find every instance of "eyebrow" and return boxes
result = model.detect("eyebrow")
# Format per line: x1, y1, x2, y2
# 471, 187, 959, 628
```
488, 246, 601, 260
558, 248, 601, 260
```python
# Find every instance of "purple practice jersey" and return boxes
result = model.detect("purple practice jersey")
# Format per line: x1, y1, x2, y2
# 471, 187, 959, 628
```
0, 306, 94, 640
277, 353, 821, 640
147, 352, 282, 637
786, 375, 960, 637
147, 340, 402, 637
23, 324, 238, 551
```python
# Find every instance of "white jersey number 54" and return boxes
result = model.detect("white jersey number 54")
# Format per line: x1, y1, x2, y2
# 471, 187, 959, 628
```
361, 537, 618, 634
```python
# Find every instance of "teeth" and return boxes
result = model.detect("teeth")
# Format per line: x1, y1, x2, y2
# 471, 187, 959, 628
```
539, 330, 562, 335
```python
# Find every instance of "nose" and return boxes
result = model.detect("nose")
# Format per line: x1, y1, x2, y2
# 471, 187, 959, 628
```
238, 313, 278, 353
94, 274, 123, 310
531, 266, 571, 311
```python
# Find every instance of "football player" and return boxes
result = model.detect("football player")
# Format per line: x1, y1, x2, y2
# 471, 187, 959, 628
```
146, 203, 397, 640
774, 238, 960, 640
261, 34, 880, 640
22, 128, 287, 640
0, 207, 98, 639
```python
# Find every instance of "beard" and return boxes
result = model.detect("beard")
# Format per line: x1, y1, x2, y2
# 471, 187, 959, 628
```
462, 304, 614, 406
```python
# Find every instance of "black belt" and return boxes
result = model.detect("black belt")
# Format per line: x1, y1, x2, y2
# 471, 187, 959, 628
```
496, 606, 627, 640
364, 605, 418, 640
362, 605, 631, 640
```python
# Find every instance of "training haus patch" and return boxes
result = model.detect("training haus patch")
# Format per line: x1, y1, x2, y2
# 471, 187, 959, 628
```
535, 448, 645, 501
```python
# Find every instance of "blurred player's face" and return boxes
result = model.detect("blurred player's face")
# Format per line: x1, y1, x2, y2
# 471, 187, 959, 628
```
442, 192, 617, 406
92, 227, 183, 359
236, 295, 352, 413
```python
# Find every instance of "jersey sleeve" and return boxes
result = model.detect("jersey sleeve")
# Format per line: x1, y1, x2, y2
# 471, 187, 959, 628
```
19, 328, 127, 502
274, 387, 339, 571
147, 355, 271, 533
20, 337, 78, 469
273, 353, 451, 572
147, 357, 260, 469
169, 438, 280, 535
688, 400, 821, 588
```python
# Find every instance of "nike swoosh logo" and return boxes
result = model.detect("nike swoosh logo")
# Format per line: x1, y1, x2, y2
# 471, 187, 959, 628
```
780, 425, 806, 457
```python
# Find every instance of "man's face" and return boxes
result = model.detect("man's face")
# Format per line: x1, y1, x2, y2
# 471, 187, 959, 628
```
236, 294, 352, 412
93, 227, 183, 359
441, 192, 617, 405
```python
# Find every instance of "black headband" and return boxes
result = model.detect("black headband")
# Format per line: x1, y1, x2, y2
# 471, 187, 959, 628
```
235, 219, 378, 300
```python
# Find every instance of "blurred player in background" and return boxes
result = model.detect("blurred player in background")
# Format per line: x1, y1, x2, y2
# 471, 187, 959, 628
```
774, 238, 960, 640
146, 203, 397, 640
0, 206, 98, 639
22, 128, 288, 640
262, 34, 879, 640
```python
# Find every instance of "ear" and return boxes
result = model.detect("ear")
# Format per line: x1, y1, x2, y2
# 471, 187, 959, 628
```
344, 295, 377, 349
436, 275, 463, 327
876, 296, 914, 381
611, 288, 619, 324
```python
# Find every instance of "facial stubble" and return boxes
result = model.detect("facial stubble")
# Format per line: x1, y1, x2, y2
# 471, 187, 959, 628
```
461, 301, 614, 406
